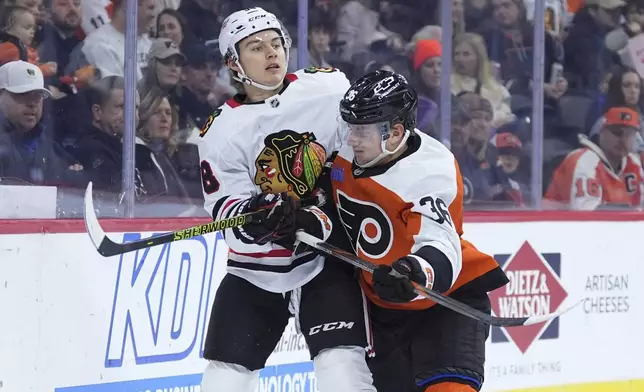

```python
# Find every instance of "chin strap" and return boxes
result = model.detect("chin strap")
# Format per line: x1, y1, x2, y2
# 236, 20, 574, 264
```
232, 60, 283, 90
355, 129, 410, 168
231, 45, 291, 91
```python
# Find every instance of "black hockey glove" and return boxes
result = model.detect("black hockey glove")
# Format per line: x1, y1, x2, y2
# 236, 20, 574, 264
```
243, 192, 297, 245
372, 256, 432, 303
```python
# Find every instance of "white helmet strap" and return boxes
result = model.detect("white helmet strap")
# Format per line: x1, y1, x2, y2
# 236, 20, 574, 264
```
231, 60, 283, 91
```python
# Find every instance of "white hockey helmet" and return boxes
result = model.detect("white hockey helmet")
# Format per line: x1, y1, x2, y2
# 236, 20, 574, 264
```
218, 7, 291, 91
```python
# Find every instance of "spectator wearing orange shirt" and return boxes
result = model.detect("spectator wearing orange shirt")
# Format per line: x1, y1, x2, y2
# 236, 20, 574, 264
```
0, 6, 57, 77
546, 107, 644, 210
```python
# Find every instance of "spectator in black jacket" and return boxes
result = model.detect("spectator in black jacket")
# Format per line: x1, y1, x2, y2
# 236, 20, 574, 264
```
0, 60, 84, 186
564, 0, 623, 92
480, 0, 566, 99
70, 75, 136, 193
136, 86, 201, 210
452, 92, 524, 208
37, 0, 83, 82
176, 40, 223, 130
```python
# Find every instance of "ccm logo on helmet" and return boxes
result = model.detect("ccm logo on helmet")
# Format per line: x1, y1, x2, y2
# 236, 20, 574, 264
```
309, 321, 355, 336
248, 14, 267, 21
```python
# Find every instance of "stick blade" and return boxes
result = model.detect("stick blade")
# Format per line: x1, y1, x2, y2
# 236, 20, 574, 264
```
518, 298, 583, 326
83, 182, 117, 257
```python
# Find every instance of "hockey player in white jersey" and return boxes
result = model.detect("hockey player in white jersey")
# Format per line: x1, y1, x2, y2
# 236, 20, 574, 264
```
197, 7, 375, 392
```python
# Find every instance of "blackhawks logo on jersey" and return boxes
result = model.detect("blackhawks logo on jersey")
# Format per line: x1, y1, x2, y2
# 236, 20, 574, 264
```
254, 130, 326, 199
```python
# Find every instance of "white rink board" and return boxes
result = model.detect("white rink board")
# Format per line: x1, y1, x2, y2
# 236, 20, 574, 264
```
0, 220, 643, 391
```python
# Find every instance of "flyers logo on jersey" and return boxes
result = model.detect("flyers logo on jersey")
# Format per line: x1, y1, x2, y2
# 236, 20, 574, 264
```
254, 130, 327, 200
336, 190, 393, 259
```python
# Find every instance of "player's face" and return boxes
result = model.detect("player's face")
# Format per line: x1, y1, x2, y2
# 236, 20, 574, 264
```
236, 30, 287, 87
346, 123, 387, 165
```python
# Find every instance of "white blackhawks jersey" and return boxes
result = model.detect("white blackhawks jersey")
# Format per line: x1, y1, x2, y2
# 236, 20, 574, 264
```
198, 67, 351, 293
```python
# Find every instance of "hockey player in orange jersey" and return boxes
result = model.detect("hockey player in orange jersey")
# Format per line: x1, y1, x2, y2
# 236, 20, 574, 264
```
545, 107, 644, 210
330, 70, 509, 391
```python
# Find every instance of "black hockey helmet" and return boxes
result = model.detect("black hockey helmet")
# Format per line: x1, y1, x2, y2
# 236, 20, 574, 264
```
339, 70, 418, 132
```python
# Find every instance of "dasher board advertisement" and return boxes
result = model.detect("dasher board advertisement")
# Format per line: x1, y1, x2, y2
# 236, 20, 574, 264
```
0, 217, 643, 391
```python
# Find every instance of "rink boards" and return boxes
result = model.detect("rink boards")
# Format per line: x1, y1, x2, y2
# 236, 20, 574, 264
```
1, 215, 643, 392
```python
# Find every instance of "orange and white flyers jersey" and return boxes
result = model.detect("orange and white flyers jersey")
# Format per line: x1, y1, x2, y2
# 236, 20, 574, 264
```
545, 138, 644, 210
331, 131, 507, 311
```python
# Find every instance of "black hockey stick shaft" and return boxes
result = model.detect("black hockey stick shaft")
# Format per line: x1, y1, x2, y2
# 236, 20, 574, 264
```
294, 231, 580, 327
95, 208, 266, 257
84, 178, 323, 257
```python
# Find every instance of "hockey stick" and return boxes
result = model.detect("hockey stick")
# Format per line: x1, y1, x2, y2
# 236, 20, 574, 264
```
295, 231, 581, 327
84, 181, 323, 257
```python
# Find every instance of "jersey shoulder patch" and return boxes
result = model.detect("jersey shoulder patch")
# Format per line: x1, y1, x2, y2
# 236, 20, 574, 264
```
302, 66, 338, 74
295, 67, 350, 96
199, 108, 223, 138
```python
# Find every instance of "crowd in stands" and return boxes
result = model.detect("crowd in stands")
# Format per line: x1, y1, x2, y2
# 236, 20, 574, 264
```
1, 0, 644, 217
